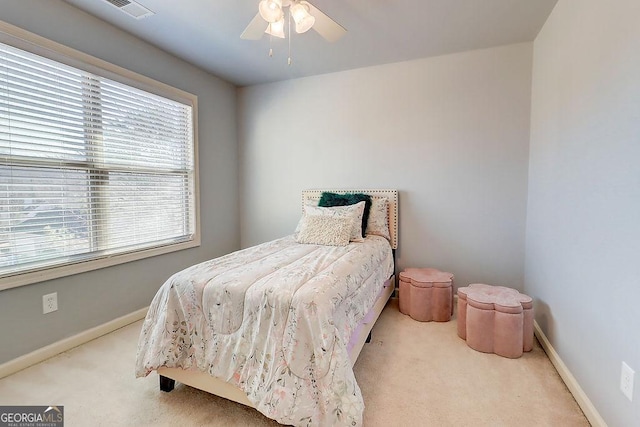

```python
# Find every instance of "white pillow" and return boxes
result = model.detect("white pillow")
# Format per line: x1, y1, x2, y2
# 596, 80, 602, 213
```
366, 197, 391, 241
295, 201, 366, 242
295, 215, 352, 246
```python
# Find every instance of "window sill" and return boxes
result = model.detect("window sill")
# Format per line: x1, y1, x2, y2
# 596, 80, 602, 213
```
0, 237, 200, 291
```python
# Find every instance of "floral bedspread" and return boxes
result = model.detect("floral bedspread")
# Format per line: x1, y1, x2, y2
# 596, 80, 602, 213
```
135, 235, 394, 426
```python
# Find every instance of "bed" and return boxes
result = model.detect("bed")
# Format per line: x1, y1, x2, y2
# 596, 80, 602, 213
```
135, 189, 398, 426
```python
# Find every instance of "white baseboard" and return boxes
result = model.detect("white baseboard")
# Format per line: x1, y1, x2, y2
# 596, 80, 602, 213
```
0, 307, 148, 379
534, 320, 607, 427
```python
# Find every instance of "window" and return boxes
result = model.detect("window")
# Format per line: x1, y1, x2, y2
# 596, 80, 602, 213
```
0, 28, 199, 290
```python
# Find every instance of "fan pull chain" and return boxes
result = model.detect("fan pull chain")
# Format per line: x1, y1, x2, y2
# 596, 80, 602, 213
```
288, 9, 292, 65
268, 25, 273, 57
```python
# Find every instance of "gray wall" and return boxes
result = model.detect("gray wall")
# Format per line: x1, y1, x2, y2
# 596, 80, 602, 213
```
526, 0, 640, 425
238, 43, 533, 292
4, 3, 634, 425
0, 1, 240, 363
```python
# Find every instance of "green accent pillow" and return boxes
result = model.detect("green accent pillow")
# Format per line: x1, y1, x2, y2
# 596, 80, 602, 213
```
318, 192, 372, 237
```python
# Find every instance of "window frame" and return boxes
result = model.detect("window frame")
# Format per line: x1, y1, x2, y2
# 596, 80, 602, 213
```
0, 21, 200, 291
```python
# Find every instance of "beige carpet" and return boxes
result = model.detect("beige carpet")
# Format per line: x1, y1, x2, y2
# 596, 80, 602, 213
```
0, 299, 589, 426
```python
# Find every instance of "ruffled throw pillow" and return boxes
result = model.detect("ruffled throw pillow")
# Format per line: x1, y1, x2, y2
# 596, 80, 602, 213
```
296, 215, 353, 246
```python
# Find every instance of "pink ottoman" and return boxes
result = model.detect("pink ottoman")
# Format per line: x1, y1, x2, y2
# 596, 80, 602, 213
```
399, 268, 454, 322
457, 284, 534, 358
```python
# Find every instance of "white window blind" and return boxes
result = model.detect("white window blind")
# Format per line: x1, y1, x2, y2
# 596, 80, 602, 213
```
0, 41, 196, 280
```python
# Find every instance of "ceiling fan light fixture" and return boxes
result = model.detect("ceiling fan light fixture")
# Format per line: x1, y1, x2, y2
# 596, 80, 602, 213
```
294, 15, 315, 33
259, 0, 284, 23
265, 19, 285, 38
291, 1, 315, 33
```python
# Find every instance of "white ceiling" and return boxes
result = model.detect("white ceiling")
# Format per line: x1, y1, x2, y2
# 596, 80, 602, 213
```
63, 0, 558, 87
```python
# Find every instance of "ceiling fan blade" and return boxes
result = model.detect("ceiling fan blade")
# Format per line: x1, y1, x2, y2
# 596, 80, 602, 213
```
241, 12, 268, 40
307, 3, 347, 43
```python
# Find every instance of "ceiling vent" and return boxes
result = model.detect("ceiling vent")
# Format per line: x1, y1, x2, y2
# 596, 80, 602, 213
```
103, 0, 154, 19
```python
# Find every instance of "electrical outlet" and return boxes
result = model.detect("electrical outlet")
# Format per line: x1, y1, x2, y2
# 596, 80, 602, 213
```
42, 292, 58, 314
621, 361, 634, 401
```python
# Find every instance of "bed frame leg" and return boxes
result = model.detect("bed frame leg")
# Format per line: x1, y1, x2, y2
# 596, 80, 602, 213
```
366, 331, 372, 343
159, 375, 175, 392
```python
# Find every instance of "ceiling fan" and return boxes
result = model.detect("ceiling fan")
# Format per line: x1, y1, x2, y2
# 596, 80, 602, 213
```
241, 0, 347, 43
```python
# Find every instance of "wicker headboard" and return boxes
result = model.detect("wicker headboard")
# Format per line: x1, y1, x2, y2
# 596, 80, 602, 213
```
301, 189, 398, 250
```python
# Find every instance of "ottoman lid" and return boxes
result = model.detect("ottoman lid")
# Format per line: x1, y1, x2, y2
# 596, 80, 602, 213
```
398, 270, 414, 282
464, 284, 532, 314
401, 267, 441, 277
400, 269, 453, 288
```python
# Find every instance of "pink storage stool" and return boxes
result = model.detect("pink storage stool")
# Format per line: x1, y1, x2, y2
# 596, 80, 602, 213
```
457, 284, 533, 359
399, 268, 454, 322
